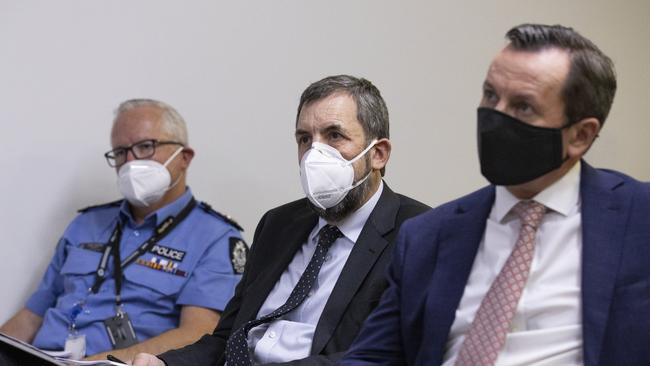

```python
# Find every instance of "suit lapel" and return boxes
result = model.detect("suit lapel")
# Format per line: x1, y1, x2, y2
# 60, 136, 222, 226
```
425, 187, 495, 357
422, 164, 629, 364
580, 163, 628, 366
311, 185, 399, 354
237, 204, 318, 324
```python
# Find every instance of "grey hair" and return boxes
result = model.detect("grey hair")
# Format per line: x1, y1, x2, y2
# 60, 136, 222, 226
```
297, 75, 389, 175
297, 75, 389, 142
114, 98, 189, 145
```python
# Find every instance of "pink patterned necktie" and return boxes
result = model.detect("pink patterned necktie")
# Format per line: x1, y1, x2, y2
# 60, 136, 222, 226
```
455, 200, 546, 366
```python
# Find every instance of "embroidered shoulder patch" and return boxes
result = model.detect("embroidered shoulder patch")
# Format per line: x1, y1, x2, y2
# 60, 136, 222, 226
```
229, 237, 248, 274
199, 202, 244, 232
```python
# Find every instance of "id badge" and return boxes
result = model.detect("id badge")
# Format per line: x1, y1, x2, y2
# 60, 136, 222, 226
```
64, 333, 86, 360
104, 312, 138, 349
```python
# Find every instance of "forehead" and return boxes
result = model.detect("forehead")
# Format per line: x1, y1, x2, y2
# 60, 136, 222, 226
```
296, 93, 362, 132
486, 46, 570, 97
111, 106, 167, 146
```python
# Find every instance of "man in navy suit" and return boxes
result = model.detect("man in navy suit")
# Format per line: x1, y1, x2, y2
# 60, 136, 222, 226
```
339, 24, 650, 366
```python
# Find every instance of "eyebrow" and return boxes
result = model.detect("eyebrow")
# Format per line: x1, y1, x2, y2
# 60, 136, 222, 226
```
323, 124, 346, 135
294, 129, 309, 138
510, 92, 539, 104
482, 81, 496, 92
112, 138, 154, 148
482, 81, 538, 103
294, 122, 347, 137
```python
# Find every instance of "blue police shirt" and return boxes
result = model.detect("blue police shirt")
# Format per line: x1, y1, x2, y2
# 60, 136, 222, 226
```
26, 188, 244, 356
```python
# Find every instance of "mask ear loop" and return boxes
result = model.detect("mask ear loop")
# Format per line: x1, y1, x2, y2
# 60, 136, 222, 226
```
349, 170, 372, 190
347, 139, 378, 188
164, 146, 186, 191
346, 139, 378, 165
559, 121, 578, 162
163, 146, 185, 166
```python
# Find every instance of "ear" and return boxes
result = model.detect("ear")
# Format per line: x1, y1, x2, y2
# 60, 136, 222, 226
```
179, 147, 195, 169
370, 138, 391, 171
565, 117, 600, 158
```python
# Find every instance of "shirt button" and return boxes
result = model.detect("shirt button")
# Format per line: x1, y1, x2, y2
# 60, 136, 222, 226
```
134, 231, 140, 236
510, 323, 519, 332
325, 255, 332, 262
268, 331, 276, 339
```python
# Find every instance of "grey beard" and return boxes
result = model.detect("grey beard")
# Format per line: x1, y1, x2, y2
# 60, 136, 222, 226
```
308, 172, 374, 223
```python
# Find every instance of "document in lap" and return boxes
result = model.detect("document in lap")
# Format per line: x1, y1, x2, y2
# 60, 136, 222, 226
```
0, 333, 125, 366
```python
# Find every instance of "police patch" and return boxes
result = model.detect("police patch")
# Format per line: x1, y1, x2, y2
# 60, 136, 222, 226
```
149, 244, 186, 262
80, 242, 106, 253
229, 237, 248, 274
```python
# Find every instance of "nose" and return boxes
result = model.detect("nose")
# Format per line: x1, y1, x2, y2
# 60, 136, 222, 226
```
311, 134, 325, 144
125, 148, 137, 163
493, 100, 521, 120
494, 99, 508, 113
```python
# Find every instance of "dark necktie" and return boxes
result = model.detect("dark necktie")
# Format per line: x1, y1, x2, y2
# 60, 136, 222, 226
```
225, 224, 343, 366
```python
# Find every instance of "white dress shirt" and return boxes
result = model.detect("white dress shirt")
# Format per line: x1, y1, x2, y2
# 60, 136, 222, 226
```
442, 163, 584, 366
248, 182, 384, 364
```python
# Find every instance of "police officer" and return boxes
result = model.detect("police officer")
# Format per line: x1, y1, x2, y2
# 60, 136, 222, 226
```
0, 99, 247, 362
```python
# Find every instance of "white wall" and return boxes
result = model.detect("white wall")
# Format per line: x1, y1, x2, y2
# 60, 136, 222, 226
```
1, 0, 648, 321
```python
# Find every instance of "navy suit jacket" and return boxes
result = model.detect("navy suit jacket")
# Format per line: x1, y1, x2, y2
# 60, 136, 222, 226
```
340, 163, 650, 366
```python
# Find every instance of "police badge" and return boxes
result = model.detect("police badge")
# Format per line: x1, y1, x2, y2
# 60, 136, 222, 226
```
229, 237, 248, 274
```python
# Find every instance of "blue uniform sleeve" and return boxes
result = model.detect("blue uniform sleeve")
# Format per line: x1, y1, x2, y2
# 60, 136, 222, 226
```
176, 229, 243, 312
25, 238, 68, 317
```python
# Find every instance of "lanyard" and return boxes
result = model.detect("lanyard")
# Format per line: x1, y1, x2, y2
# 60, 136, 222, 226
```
90, 198, 197, 306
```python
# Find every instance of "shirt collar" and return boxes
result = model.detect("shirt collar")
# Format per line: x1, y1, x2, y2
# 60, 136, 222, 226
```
312, 180, 384, 244
494, 161, 581, 222
120, 187, 194, 227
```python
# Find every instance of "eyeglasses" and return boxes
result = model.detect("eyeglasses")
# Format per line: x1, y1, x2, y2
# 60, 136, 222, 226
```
104, 139, 184, 167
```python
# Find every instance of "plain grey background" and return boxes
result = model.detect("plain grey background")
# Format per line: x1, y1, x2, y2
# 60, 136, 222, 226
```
1, 0, 648, 321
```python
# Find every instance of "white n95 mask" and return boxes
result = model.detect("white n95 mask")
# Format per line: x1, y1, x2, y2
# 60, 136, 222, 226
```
300, 140, 377, 209
117, 147, 184, 207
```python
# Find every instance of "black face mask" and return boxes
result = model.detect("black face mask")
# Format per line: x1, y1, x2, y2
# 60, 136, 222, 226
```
477, 107, 569, 186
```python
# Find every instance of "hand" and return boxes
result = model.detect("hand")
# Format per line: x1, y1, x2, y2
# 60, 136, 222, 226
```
131, 353, 165, 366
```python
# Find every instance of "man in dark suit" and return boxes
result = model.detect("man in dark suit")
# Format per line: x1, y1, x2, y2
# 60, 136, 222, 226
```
340, 24, 650, 366
132, 75, 429, 366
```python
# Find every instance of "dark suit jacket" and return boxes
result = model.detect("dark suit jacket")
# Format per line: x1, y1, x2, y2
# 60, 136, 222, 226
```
340, 163, 650, 366
159, 184, 429, 366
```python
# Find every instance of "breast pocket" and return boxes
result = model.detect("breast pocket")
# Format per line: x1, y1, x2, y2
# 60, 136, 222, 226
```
123, 255, 189, 297
60, 247, 103, 293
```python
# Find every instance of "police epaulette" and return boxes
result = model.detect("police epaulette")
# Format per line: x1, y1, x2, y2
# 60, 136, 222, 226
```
77, 199, 123, 213
199, 201, 244, 232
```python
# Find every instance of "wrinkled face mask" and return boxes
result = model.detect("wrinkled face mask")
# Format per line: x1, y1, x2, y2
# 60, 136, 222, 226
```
477, 107, 569, 186
300, 140, 377, 209
117, 146, 184, 207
